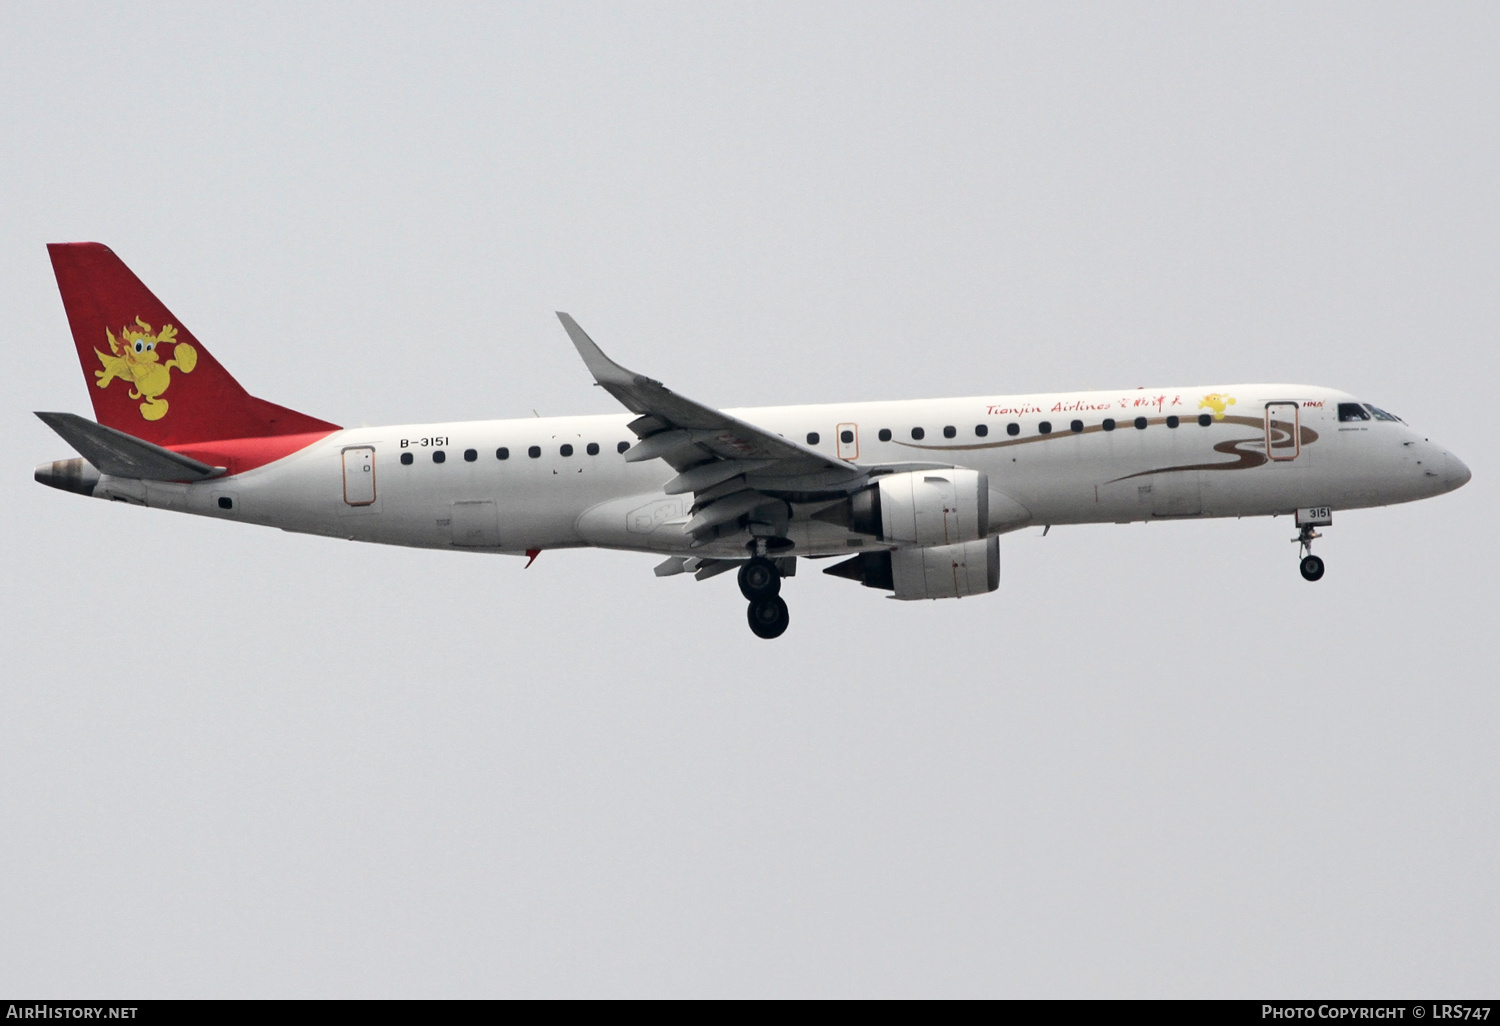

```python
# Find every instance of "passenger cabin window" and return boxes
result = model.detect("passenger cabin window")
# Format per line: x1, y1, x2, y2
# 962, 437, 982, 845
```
1365, 405, 1402, 422
560, 444, 573, 457
806, 432, 820, 445
617, 441, 630, 454
400, 452, 414, 465
1103, 418, 1116, 431
878, 428, 892, 442
1198, 414, 1212, 426
911, 427, 925, 440
943, 426, 956, 439
432, 450, 446, 463
974, 424, 988, 437
1134, 417, 1147, 430
1338, 403, 1371, 422
1166, 416, 1179, 428
464, 448, 478, 462
1006, 423, 1020, 436
496, 447, 510, 460
840, 429, 854, 444
528, 445, 541, 458
587, 442, 600, 455
1070, 420, 1083, 433
1038, 421, 1052, 434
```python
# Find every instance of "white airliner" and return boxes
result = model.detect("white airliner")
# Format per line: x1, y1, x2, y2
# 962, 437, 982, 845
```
35, 243, 1471, 638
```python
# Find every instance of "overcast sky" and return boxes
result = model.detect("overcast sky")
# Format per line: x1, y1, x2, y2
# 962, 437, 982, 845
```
2, 1, 1496, 998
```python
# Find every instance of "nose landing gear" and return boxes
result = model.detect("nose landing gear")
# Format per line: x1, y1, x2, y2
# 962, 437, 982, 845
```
740, 547, 789, 638
1295, 524, 1325, 581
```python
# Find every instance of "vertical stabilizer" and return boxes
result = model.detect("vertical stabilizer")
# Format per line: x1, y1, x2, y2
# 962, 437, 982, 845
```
47, 242, 339, 445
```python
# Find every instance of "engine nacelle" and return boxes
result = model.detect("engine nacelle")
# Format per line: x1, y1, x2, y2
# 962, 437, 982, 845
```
846, 468, 989, 546
823, 536, 1000, 600
891, 536, 999, 600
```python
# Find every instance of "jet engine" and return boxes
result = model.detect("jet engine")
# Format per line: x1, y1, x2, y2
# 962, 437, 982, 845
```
824, 536, 1000, 600
836, 468, 989, 546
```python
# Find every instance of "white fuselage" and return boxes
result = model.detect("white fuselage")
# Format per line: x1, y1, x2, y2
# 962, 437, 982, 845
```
85, 384, 1470, 559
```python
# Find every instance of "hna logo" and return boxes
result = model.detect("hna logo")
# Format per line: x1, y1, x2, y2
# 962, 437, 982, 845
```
1198, 393, 1236, 420
94, 317, 198, 421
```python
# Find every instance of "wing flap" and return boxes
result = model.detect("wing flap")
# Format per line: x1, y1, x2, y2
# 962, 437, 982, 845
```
663, 459, 773, 495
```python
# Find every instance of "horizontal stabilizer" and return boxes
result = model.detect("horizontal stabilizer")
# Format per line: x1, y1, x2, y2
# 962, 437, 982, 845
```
35, 411, 223, 480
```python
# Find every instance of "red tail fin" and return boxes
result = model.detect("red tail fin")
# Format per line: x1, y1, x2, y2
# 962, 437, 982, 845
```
48, 242, 339, 445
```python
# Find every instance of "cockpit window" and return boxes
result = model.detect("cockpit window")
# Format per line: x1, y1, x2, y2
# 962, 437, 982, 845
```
1338, 403, 1371, 422
1364, 404, 1402, 422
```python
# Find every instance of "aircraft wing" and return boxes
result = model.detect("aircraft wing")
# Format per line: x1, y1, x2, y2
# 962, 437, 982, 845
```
557, 313, 866, 545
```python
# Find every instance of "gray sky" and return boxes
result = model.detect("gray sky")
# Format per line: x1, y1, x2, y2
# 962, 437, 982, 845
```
2, 1, 1496, 998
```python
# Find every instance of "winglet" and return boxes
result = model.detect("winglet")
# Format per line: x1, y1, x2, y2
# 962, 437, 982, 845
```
555, 312, 655, 414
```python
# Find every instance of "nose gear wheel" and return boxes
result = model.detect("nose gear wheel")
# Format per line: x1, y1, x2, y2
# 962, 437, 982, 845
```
1293, 524, 1325, 582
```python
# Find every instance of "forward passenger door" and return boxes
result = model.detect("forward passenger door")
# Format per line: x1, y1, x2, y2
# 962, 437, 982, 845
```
1265, 402, 1301, 461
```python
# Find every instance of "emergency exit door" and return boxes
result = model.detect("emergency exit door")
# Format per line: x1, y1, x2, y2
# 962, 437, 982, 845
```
837, 423, 859, 461
1265, 402, 1301, 461
342, 446, 376, 505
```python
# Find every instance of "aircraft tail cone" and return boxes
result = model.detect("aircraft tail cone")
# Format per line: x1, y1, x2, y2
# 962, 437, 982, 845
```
35, 457, 100, 496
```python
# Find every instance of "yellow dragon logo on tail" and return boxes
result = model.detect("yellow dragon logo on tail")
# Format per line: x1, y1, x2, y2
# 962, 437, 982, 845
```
1198, 392, 1236, 420
94, 317, 197, 421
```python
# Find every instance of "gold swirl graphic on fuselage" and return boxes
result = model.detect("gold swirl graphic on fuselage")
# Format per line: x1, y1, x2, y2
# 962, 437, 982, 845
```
891, 414, 1318, 483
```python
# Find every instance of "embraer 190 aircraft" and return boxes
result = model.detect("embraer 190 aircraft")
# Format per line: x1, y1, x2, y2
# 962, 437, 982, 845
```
35, 243, 1471, 638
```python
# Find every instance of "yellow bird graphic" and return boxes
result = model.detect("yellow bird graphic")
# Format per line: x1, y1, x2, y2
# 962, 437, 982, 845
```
94, 317, 197, 421
1197, 392, 1236, 420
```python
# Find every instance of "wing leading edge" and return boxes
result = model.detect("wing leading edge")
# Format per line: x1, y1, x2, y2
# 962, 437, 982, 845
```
556, 313, 867, 547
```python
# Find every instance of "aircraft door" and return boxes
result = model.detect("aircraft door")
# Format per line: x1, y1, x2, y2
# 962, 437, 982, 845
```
342, 446, 376, 505
1265, 402, 1301, 461
837, 423, 859, 461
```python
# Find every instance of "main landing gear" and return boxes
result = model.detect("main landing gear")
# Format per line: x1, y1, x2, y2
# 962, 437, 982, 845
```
739, 551, 789, 639
1295, 524, 1325, 582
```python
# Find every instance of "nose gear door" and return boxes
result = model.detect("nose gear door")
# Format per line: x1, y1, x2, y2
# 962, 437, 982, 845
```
1265, 402, 1301, 461
342, 446, 376, 505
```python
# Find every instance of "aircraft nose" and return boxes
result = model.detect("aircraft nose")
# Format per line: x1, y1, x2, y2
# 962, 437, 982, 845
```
1447, 452, 1472, 489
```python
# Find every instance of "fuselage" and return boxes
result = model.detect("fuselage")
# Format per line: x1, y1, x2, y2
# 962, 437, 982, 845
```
38, 244, 1474, 636
72, 383, 1470, 560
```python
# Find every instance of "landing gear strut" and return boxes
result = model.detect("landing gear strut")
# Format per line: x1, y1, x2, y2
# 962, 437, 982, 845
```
1295, 524, 1325, 582
742, 541, 789, 638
